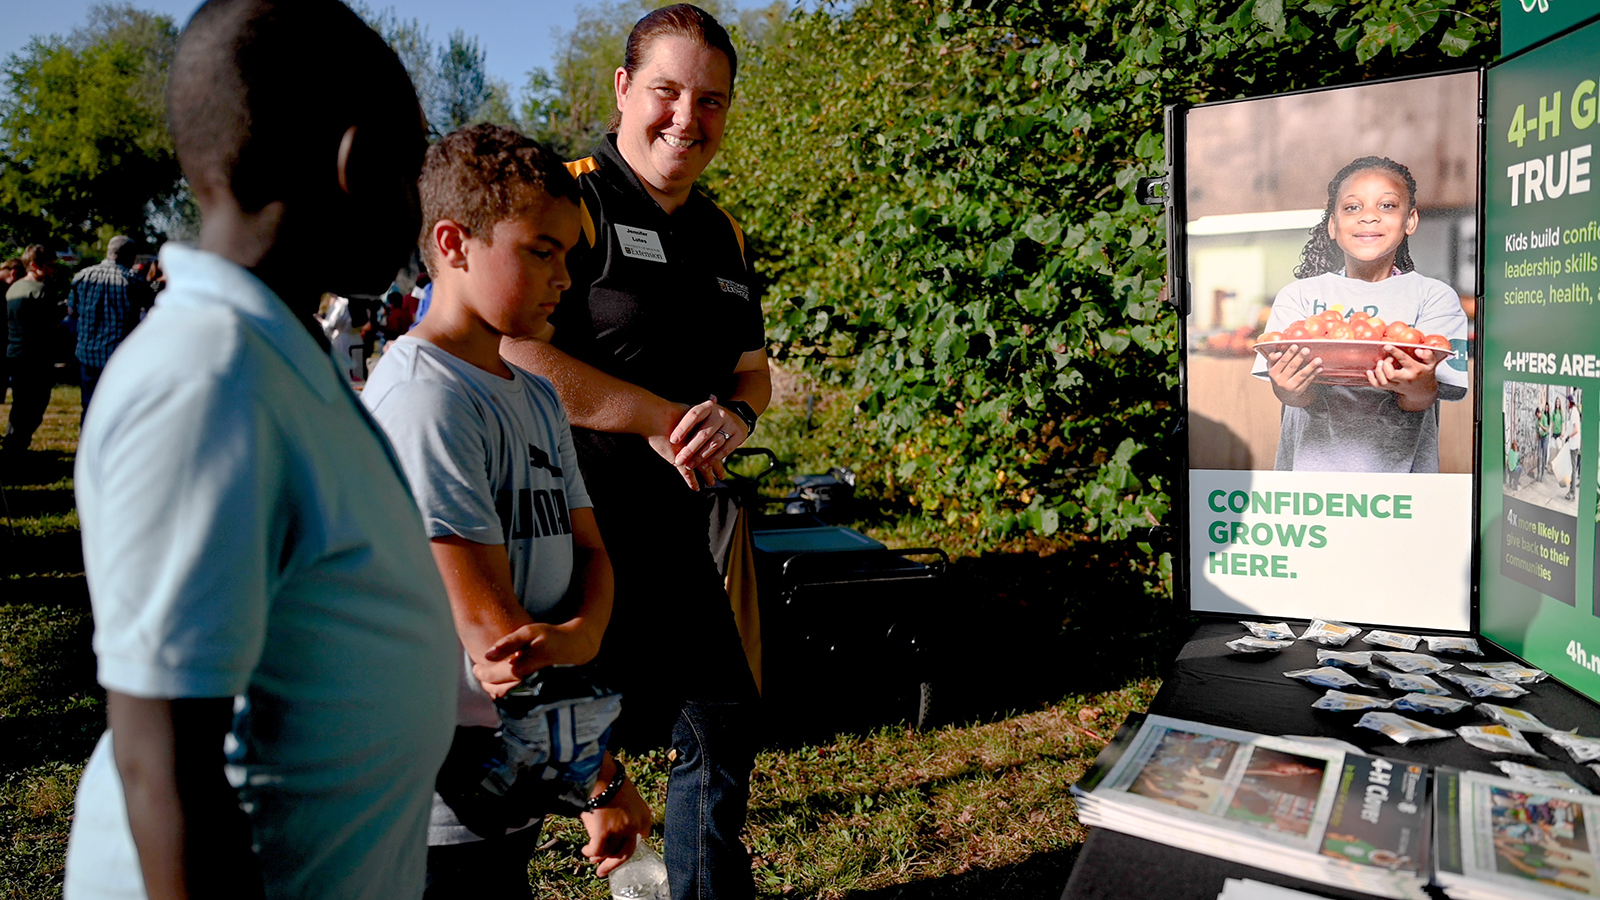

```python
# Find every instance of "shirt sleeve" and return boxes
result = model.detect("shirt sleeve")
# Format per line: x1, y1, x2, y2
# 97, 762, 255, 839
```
365, 378, 505, 545
1411, 278, 1470, 399
549, 204, 602, 360
78, 370, 279, 698
740, 230, 766, 354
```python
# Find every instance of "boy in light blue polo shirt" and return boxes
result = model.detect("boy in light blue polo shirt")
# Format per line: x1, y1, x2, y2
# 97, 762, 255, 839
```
65, 2, 457, 897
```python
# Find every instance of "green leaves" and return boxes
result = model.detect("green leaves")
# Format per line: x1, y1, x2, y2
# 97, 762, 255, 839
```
0, 15, 182, 248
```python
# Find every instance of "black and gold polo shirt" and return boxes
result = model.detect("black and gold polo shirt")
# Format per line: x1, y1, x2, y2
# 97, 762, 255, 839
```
550, 134, 764, 409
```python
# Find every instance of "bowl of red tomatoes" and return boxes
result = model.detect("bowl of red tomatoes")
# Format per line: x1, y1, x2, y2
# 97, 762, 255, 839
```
1252, 311, 1454, 385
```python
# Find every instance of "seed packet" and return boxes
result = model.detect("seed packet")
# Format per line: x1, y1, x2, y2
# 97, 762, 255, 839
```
1476, 703, 1575, 735
1227, 636, 1295, 653
1457, 724, 1545, 757
1368, 668, 1450, 695
1241, 621, 1296, 641
1371, 651, 1453, 674
1423, 635, 1483, 656
1461, 662, 1549, 684
1362, 630, 1421, 650
1550, 733, 1600, 764
1357, 712, 1453, 744
1299, 619, 1361, 646
1316, 649, 1373, 669
1439, 672, 1529, 699
1393, 693, 1471, 715
1312, 690, 1394, 712
1493, 761, 1592, 794
1284, 666, 1376, 690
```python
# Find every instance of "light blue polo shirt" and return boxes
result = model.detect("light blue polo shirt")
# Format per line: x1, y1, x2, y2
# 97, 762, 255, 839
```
65, 245, 458, 899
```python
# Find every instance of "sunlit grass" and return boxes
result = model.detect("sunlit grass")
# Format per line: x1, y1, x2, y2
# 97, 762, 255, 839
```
0, 375, 1173, 899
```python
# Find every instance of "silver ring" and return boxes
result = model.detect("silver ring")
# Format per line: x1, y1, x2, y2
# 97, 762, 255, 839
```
716, 430, 732, 440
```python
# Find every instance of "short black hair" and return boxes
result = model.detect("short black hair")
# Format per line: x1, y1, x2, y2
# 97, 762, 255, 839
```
168, 0, 419, 212
418, 124, 579, 267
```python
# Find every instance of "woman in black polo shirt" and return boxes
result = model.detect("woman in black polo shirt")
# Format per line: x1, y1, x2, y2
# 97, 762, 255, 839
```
501, 6, 766, 899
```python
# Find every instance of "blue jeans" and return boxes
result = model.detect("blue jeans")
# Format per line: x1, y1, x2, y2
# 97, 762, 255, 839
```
664, 698, 757, 900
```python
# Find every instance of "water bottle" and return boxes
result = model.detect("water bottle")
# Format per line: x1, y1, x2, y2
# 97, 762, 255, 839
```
608, 841, 669, 900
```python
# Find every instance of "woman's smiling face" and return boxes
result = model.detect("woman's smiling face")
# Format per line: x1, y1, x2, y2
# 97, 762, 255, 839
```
1328, 169, 1418, 267
613, 36, 732, 210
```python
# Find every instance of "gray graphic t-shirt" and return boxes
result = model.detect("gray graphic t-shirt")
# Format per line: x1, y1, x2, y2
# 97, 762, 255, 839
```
363, 336, 592, 727
1251, 272, 1470, 473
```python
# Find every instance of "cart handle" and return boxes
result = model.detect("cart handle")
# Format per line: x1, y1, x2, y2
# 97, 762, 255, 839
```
779, 546, 949, 581
725, 447, 777, 482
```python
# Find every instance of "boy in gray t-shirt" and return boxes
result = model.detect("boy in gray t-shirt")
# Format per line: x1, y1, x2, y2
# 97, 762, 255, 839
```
363, 124, 650, 896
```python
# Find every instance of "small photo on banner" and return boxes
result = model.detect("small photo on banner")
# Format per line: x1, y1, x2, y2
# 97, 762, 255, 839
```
1501, 382, 1582, 606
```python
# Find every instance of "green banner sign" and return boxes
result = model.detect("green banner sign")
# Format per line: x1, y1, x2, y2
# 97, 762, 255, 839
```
1501, 0, 1600, 57
1482, 17, 1600, 703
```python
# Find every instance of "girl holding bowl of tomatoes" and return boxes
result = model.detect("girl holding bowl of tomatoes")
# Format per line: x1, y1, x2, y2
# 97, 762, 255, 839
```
1250, 156, 1469, 472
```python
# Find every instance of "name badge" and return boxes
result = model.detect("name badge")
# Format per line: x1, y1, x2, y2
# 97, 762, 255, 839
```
615, 225, 666, 263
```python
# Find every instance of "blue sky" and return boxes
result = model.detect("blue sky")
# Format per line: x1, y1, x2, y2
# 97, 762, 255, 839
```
1, 1, 774, 98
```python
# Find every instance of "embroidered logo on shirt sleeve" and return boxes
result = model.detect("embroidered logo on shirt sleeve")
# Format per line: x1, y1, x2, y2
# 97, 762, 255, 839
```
717, 278, 750, 300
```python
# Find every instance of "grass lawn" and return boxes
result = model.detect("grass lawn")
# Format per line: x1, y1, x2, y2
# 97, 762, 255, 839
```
0, 379, 1185, 898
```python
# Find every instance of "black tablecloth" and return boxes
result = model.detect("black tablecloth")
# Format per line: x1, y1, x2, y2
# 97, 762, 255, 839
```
1060, 617, 1600, 900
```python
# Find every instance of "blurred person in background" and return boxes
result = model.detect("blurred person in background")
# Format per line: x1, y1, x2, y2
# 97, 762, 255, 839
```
5, 244, 61, 459
68, 235, 155, 420
0, 257, 20, 410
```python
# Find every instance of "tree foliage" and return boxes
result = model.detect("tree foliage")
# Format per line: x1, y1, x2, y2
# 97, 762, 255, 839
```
436, 29, 492, 131
0, 3, 180, 249
708, 0, 1496, 567
352, 4, 517, 135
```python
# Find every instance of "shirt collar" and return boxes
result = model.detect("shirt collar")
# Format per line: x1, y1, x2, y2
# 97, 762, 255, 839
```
157, 244, 347, 403
592, 133, 708, 220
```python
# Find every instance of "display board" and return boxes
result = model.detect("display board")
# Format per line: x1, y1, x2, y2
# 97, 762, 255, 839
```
1480, 15, 1600, 705
1501, 0, 1600, 58
1178, 73, 1480, 629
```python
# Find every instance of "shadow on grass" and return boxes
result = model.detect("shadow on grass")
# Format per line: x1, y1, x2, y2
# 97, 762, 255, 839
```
0, 449, 74, 488
0, 484, 76, 521
1, 576, 90, 609
0, 709, 102, 775
840, 846, 1080, 900
0, 533, 84, 578
753, 536, 1194, 749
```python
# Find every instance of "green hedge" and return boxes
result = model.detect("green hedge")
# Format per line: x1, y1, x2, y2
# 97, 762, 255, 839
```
710, 0, 1495, 570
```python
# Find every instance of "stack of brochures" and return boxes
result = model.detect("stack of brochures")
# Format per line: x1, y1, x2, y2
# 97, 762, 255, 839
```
1072, 713, 1433, 899
1433, 768, 1600, 899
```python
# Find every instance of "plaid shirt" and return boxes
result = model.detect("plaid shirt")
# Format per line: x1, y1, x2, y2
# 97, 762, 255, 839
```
69, 260, 154, 367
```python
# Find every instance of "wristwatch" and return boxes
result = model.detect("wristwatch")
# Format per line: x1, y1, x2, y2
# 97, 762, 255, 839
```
583, 759, 626, 812
723, 398, 759, 437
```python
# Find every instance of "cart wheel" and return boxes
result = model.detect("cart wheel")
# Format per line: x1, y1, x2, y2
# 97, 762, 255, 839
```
913, 680, 936, 731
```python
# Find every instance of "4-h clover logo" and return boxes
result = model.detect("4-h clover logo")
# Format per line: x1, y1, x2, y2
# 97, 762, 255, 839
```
1519, 0, 1550, 12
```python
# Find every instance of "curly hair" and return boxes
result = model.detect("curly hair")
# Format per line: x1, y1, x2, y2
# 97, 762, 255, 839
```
1293, 156, 1418, 279
418, 123, 580, 267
